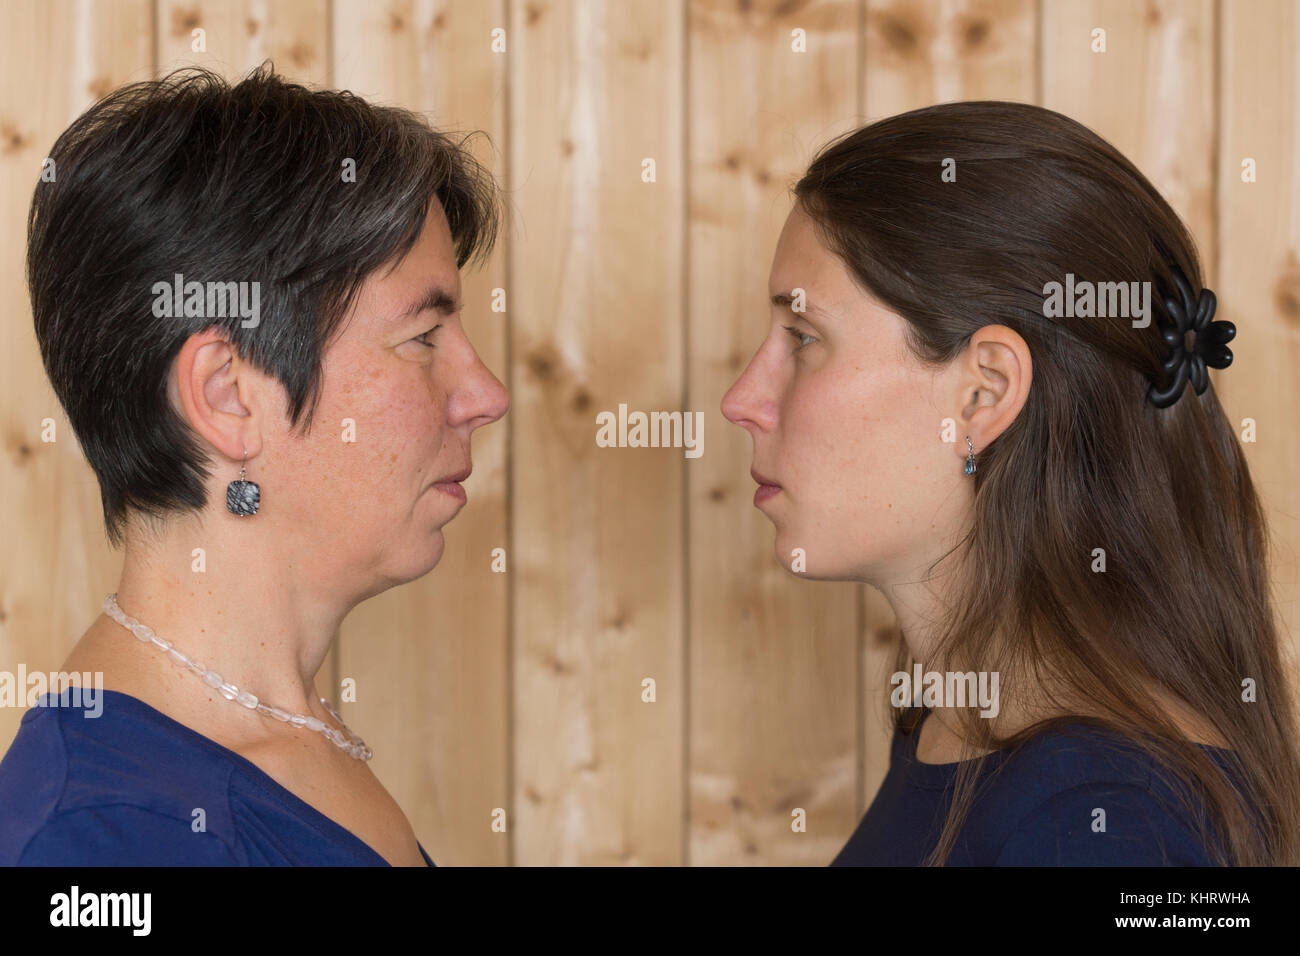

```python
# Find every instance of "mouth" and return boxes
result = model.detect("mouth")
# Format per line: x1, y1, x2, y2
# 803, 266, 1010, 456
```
432, 465, 472, 503
750, 466, 782, 506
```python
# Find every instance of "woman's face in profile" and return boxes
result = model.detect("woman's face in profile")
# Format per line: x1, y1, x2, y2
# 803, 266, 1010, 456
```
721, 205, 967, 584
263, 201, 509, 594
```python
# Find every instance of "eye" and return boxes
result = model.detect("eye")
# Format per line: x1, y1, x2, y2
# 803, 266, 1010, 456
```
784, 325, 817, 351
412, 324, 442, 348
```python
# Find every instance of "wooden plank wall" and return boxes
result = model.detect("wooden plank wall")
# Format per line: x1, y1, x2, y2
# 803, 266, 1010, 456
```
1, 0, 1295, 865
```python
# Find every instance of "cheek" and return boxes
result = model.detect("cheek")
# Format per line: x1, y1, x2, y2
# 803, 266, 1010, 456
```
781, 362, 928, 523
312, 353, 446, 490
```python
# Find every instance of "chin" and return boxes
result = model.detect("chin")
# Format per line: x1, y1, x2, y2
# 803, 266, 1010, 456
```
381, 528, 447, 587
770, 532, 858, 581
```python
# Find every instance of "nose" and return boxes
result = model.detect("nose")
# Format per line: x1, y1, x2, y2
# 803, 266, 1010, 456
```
721, 345, 778, 433
451, 341, 510, 431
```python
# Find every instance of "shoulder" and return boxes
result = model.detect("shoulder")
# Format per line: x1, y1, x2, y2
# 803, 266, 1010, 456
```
0, 689, 242, 865
17, 804, 241, 865
993, 780, 1213, 865
967, 722, 1223, 865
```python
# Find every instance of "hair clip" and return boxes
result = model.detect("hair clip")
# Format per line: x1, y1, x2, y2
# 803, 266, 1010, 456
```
1147, 268, 1235, 409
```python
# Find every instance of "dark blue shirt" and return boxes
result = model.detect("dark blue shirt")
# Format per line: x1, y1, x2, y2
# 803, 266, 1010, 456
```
0, 688, 434, 866
832, 709, 1236, 865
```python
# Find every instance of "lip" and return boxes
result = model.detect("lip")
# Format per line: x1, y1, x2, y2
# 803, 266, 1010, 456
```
431, 465, 471, 503
750, 466, 782, 507
434, 480, 467, 503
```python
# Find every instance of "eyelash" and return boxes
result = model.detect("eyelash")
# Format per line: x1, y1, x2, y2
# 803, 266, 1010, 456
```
784, 325, 816, 351
412, 324, 442, 348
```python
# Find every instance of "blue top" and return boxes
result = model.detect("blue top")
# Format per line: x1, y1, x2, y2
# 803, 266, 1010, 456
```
832, 708, 1238, 865
0, 688, 434, 866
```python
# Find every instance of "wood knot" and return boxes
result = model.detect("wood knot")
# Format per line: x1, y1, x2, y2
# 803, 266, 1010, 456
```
526, 345, 559, 381
877, 13, 918, 53
1, 123, 26, 154
86, 76, 113, 101
286, 41, 314, 68
1275, 255, 1300, 322
171, 6, 201, 35
961, 18, 990, 50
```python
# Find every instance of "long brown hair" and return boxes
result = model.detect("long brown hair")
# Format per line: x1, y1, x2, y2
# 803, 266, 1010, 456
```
795, 101, 1299, 865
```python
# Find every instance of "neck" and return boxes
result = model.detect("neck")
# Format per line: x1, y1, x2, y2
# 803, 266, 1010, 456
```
871, 535, 1060, 738
108, 516, 352, 718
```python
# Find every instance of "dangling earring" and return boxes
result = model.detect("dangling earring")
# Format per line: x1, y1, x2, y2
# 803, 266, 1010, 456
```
226, 453, 260, 516
964, 436, 977, 476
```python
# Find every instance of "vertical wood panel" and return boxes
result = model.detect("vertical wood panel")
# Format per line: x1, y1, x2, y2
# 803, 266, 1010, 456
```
1218, 0, 1300, 655
331, 0, 511, 867
155, 0, 329, 80
865, 0, 1037, 114
510, 0, 686, 864
1041, 0, 1216, 276
688, 0, 861, 865
0, 0, 151, 750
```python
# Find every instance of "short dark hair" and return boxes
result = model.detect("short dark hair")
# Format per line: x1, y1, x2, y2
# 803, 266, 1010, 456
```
27, 62, 500, 547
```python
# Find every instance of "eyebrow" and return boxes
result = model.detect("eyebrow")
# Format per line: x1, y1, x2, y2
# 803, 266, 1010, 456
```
770, 292, 825, 318
394, 285, 461, 323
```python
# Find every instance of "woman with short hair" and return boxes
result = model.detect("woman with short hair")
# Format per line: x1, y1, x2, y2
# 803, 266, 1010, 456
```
0, 64, 508, 866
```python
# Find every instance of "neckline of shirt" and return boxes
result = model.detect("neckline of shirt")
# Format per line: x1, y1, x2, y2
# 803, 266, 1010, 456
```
35, 687, 410, 866
900, 708, 1237, 791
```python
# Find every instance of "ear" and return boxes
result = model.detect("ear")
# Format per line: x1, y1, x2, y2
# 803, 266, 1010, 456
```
170, 328, 264, 465
954, 324, 1032, 460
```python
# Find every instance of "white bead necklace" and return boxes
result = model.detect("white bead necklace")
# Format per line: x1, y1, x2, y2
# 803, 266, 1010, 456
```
102, 594, 372, 761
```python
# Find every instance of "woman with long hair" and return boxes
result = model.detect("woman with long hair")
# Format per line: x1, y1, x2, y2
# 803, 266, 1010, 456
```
723, 101, 1299, 865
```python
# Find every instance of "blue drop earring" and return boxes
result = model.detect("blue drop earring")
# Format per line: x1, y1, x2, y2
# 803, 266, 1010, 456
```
964, 436, 977, 476
226, 452, 260, 516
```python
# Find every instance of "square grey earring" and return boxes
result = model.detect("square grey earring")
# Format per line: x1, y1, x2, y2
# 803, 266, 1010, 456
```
226, 461, 260, 516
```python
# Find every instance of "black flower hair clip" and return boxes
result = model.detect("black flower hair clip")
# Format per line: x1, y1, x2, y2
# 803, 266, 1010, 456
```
1147, 268, 1236, 409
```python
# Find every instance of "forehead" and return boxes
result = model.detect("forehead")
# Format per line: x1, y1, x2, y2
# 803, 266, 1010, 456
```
351, 199, 461, 327
768, 205, 852, 300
